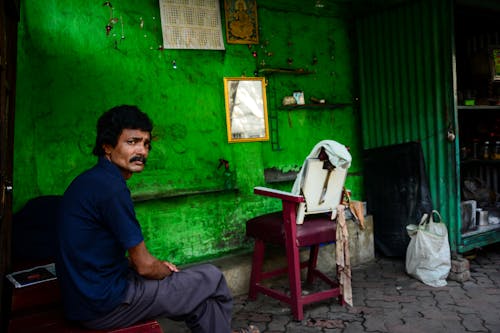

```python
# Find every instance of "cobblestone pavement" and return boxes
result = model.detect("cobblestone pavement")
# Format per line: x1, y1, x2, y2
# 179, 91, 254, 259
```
161, 243, 500, 333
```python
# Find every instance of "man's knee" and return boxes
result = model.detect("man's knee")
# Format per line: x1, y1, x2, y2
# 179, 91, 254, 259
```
187, 263, 222, 280
200, 263, 223, 277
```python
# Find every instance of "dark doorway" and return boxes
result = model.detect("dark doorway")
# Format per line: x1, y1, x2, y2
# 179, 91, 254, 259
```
0, 0, 20, 330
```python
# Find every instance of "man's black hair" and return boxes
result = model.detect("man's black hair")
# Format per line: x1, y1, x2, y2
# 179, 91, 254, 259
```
92, 105, 153, 156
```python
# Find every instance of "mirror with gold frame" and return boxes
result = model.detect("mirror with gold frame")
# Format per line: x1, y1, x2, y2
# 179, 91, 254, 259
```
224, 77, 269, 143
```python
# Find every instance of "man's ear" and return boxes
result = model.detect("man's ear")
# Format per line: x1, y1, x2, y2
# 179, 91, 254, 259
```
103, 144, 113, 155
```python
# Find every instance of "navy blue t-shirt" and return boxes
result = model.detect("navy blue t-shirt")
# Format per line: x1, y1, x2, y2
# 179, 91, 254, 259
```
57, 157, 144, 321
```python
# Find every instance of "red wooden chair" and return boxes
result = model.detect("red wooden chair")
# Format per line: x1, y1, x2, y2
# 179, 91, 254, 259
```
245, 140, 351, 321
7, 196, 163, 333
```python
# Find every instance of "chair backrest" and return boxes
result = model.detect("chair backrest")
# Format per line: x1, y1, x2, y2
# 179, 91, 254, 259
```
12, 195, 62, 262
296, 157, 348, 224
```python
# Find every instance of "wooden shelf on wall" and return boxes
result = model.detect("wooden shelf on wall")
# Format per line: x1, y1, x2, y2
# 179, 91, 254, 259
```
258, 67, 314, 75
457, 105, 500, 110
461, 159, 500, 166
278, 103, 352, 110
132, 187, 238, 202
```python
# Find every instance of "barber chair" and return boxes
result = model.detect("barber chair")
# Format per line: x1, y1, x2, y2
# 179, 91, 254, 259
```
245, 140, 352, 321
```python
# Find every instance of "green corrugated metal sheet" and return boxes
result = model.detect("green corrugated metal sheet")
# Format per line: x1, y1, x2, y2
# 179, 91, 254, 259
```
355, 0, 462, 251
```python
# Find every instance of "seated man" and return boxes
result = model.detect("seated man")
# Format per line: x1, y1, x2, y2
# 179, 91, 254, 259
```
57, 105, 252, 332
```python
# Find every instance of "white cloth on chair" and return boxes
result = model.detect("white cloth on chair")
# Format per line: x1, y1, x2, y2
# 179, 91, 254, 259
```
292, 140, 352, 195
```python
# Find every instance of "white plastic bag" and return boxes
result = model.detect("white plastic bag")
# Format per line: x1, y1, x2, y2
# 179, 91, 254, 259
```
405, 210, 451, 287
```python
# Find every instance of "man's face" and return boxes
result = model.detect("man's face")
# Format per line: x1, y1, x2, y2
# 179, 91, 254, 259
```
103, 129, 151, 180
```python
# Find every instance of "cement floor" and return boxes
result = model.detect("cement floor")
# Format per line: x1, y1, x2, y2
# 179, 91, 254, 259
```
160, 243, 500, 332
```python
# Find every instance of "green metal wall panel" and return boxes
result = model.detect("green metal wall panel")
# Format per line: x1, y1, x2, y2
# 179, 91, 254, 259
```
356, 0, 462, 251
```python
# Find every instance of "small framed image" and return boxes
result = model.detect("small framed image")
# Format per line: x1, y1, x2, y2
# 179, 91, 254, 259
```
224, 77, 269, 143
490, 46, 500, 82
224, 0, 259, 45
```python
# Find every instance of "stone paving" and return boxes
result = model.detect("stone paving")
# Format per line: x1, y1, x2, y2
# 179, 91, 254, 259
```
161, 243, 500, 333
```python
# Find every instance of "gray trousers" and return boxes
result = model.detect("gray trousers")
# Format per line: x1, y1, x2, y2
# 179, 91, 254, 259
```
82, 264, 233, 333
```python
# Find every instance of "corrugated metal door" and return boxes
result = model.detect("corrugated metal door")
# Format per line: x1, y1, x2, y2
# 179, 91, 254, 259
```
355, 0, 461, 251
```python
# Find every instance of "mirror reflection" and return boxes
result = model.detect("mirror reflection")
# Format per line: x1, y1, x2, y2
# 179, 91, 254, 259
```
224, 77, 269, 143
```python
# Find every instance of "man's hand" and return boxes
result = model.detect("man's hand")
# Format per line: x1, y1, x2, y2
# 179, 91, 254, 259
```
128, 241, 178, 279
162, 261, 180, 273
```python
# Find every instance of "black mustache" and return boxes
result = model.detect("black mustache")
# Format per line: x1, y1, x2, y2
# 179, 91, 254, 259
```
129, 156, 147, 164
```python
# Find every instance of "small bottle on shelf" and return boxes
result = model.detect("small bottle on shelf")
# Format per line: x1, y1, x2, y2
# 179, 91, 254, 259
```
471, 139, 479, 160
482, 141, 490, 159
494, 141, 500, 160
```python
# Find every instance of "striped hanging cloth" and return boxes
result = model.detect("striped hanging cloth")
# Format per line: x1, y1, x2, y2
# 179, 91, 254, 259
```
336, 204, 353, 306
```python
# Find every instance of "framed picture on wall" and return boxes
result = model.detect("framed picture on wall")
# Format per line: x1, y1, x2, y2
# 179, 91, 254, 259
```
224, 0, 259, 44
490, 46, 500, 82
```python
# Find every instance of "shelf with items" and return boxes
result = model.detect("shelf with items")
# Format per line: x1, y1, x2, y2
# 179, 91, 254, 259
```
457, 105, 500, 110
259, 67, 315, 151
460, 224, 500, 253
462, 223, 500, 239
278, 102, 352, 111
457, 94, 499, 239
457, 104, 499, 160
454, 5, 500, 250
461, 159, 500, 166
259, 66, 349, 149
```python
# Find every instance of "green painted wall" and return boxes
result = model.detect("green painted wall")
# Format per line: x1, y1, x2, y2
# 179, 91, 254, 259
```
13, 0, 362, 264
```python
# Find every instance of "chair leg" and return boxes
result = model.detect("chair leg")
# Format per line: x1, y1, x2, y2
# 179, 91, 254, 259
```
306, 245, 320, 285
248, 239, 265, 300
285, 239, 303, 321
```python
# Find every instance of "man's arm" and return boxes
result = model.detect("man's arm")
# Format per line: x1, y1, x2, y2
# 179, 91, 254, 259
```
128, 241, 179, 279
